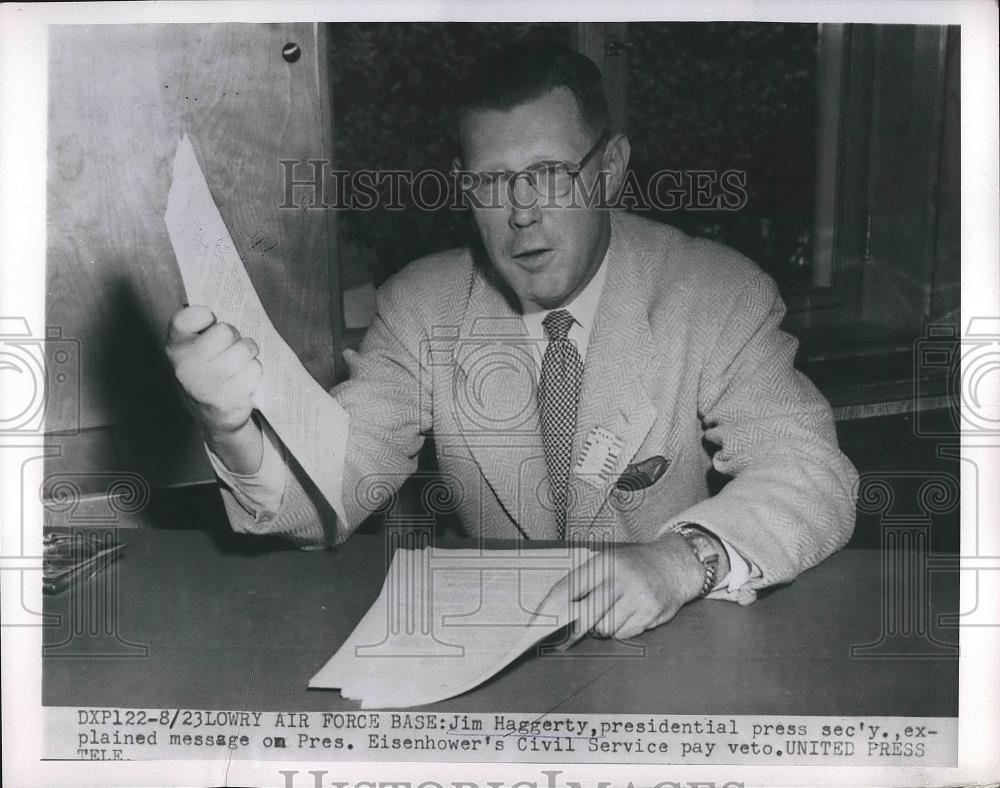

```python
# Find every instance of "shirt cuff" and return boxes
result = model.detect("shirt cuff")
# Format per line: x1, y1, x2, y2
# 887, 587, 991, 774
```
715, 535, 761, 593
206, 419, 286, 523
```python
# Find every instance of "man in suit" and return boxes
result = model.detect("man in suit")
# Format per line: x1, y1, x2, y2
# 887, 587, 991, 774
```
165, 43, 858, 642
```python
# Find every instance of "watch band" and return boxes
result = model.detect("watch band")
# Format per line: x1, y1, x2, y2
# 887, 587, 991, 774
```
677, 524, 720, 597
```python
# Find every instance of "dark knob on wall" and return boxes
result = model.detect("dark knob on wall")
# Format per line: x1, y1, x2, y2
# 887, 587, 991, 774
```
282, 42, 301, 63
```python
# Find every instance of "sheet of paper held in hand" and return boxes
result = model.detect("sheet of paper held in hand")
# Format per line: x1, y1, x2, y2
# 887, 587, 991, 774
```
310, 547, 596, 708
164, 133, 350, 522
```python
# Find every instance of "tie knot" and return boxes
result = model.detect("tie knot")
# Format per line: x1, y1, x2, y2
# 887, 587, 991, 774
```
542, 309, 575, 342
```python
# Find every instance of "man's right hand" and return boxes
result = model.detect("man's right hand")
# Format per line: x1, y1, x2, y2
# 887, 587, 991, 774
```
165, 305, 265, 474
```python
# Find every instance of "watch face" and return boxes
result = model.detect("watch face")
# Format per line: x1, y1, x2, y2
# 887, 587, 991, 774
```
679, 527, 719, 596
683, 528, 718, 559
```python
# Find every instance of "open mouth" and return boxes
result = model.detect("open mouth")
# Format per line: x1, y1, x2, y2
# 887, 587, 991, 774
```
511, 248, 553, 262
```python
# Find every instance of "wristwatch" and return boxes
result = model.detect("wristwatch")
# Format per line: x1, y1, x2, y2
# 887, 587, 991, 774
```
676, 524, 721, 597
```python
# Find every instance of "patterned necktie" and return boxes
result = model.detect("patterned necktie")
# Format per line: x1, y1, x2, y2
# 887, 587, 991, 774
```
539, 309, 584, 539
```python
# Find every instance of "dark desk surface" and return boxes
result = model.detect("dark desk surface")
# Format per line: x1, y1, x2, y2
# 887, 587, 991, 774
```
43, 527, 958, 717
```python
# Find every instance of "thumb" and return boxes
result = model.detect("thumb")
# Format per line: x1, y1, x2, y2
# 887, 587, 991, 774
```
167, 305, 216, 345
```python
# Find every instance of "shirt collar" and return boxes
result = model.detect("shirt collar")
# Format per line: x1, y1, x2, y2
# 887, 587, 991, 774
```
520, 248, 610, 343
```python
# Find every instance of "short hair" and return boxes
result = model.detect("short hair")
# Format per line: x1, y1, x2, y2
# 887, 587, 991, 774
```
457, 41, 610, 135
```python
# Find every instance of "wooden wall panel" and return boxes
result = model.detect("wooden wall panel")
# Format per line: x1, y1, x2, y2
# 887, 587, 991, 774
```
46, 23, 339, 485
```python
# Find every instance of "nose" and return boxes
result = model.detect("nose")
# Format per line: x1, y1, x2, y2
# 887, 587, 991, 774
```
508, 176, 541, 229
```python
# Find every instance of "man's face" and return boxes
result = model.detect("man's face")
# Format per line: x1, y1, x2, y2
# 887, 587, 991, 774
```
460, 87, 616, 312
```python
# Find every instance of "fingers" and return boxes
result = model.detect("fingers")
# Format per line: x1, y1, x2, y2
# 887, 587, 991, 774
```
555, 623, 588, 653
611, 613, 647, 642
571, 577, 616, 634
552, 543, 694, 646
559, 595, 650, 649
555, 578, 615, 651
177, 322, 253, 366
171, 324, 259, 384
224, 356, 263, 400
208, 336, 260, 380
188, 358, 261, 430
536, 551, 608, 622
172, 335, 261, 422
569, 552, 609, 601
166, 305, 216, 345
592, 605, 643, 640
173, 335, 258, 391
164, 306, 262, 436
544, 551, 624, 652
195, 322, 244, 360
167, 308, 260, 369
591, 605, 620, 638
591, 596, 682, 641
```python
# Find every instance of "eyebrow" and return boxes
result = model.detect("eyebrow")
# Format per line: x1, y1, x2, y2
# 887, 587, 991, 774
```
479, 160, 563, 176
466, 154, 565, 173
463, 130, 607, 174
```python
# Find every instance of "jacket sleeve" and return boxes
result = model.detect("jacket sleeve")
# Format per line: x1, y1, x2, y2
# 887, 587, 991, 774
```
214, 272, 433, 548
659, 272, 859, 600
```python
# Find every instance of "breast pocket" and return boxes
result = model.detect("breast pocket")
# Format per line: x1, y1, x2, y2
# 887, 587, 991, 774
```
609, 436, 685, 516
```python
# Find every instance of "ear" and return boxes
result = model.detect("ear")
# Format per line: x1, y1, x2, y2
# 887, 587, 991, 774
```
603, 133, 631, 200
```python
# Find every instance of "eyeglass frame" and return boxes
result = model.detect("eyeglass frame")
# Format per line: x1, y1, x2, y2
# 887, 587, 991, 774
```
453, 129, 610, 201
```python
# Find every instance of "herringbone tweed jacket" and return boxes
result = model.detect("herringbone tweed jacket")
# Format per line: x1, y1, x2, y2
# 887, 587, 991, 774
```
219, 210, 858, 603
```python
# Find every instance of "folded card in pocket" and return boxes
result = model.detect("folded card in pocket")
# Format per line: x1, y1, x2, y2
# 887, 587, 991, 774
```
614, 455, 671, 491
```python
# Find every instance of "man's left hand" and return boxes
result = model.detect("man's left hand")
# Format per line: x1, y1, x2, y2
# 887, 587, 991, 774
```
541, 531, 728, 645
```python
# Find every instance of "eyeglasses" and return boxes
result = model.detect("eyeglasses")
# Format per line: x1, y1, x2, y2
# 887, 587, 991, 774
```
455, 130, 609, 202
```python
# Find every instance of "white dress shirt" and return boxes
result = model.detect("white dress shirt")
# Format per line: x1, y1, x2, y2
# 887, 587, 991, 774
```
519, 249, 609, 369
210, 250, 759, 594
206, 416, 286, 521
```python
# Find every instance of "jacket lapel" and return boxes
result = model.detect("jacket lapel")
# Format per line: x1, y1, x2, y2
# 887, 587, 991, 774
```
451, 213, 659, 540
567, 215, 659, 534
452, 264, 557, 539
